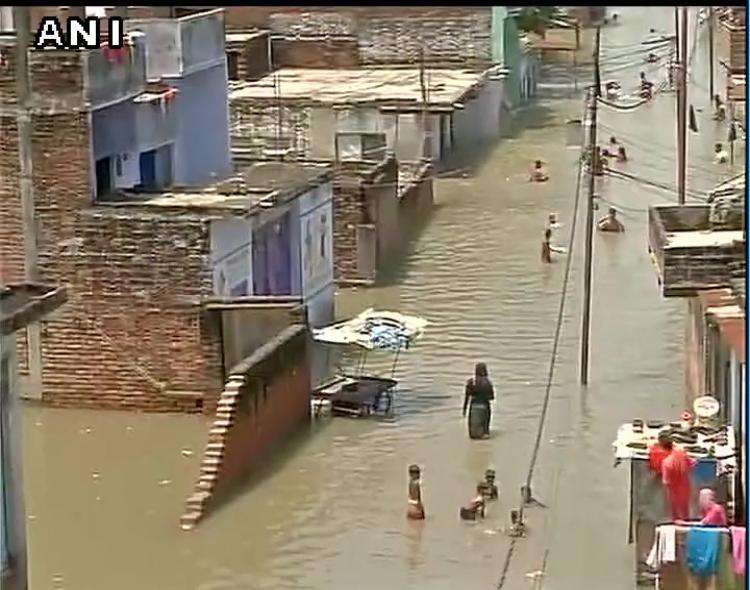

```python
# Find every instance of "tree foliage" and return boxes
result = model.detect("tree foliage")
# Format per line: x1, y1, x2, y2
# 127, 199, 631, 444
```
514, 7, 564, 35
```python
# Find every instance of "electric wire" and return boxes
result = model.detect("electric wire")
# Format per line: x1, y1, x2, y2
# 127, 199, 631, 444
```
494, 100, 587, 590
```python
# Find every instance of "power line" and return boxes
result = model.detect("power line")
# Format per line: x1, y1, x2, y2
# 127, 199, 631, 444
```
494, 96, 588, 590
597, 121, 726, 177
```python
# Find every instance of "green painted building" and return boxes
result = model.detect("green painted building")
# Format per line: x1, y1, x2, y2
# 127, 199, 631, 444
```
491, 6, 539, 108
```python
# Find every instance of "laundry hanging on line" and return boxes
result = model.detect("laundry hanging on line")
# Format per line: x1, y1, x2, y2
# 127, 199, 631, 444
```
686, 527, 722, 577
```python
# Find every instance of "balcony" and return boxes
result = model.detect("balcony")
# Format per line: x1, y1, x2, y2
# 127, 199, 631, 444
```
648, 204, 745, 297
125, 9, 226, 81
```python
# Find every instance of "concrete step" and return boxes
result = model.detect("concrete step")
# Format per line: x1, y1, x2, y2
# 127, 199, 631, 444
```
196, 479, 215, 492
180, 512, 201, 531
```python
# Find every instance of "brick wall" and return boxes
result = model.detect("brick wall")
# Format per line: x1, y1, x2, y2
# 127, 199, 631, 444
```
357, 10, 492, 66
729, 28, 746, 72
242, 33, 271, 81
181, 325, 310, 529
0, 45, 18, 107
223, 7, 493, 67
271, 36, 360, 69
228, 33, 272, 82
332, 158, 398, 282
1, 54, 225, 411
0, 116, 23, 284
230, 101, 311, 159
38, 208, 223, 412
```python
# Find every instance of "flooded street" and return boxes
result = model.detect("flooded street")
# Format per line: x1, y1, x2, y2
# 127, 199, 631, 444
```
22, 7, 742, 590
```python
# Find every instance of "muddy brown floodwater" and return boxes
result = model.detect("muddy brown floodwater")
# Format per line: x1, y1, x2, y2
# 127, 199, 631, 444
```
23, 6, 744, 590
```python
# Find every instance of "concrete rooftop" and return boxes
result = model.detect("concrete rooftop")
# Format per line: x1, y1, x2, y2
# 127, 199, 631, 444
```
229, 67, 492, 107
664, 230, 744, 249
226, 30, 269, 44
99, 161, 332, 216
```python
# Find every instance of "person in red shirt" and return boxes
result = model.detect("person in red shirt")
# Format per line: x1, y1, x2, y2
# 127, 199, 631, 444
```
648, 432, 673, 475
661, 446, 696, 521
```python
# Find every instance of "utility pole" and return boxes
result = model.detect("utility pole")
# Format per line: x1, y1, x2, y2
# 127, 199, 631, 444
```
679, 7, 688, 205
579, 26, 600, 386
14, 6, 43, 400
708, 6, 715, 101
675, 7, 688, 205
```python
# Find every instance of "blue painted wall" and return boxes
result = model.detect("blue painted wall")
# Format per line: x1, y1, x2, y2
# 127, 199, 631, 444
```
171, 63, 232, 186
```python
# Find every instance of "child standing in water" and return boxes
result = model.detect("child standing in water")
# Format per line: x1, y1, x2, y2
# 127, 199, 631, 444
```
407, 465, 425, 520
484, 469, 499, 501
460, 483, 487, 521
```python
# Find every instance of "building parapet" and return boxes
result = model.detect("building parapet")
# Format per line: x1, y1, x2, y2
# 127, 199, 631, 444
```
180, 322, 309, 530
95, 161, 333, 218
648, 204, 745, 297
86, 41, 148, 108
125, 8, 226, 81
229, 67, 496, 111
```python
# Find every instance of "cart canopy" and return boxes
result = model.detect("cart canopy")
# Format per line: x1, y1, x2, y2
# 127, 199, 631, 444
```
312, 309, 428, 351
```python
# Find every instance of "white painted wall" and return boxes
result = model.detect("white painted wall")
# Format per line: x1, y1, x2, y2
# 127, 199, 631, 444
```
209, 218, 253, 297
0, 6, 14, 32
309, 107, 336, 160
453, 79, 503, 151
298, 182, 334, 328
112, 151, 140, 189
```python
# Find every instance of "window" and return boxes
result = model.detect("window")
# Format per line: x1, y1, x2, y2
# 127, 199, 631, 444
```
320, 214, 327, 259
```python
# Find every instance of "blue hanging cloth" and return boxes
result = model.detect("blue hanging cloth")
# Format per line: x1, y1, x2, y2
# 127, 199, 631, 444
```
686, 527, 721, 577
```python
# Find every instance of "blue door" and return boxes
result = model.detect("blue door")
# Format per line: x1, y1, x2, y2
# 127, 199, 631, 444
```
139, 150, 156, 189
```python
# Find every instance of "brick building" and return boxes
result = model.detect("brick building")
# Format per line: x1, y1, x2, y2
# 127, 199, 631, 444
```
0, 11, 332, 411
648, 192, 746, 518
229, 67, 506, 165
224, 6, 497, 68
220, 6, 538, 106
225, 29, 272, 81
